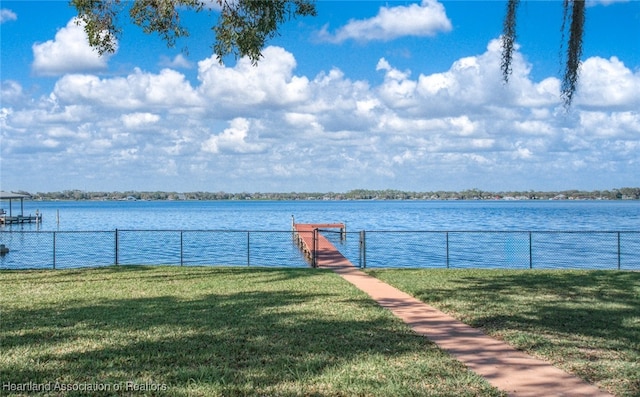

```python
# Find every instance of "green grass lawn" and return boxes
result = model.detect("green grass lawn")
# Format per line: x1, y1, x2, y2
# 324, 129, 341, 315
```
0, 266, 503, 397
366, 269, 640, 397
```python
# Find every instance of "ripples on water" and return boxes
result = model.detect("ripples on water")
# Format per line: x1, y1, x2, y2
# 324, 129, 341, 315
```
4, 199, 638, 231
1, 200, 639, 270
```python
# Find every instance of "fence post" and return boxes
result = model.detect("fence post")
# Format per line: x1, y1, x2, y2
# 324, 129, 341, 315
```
529, 232, 533, 269
180, 231, 184, 266
445, 232, 449, 269
358, 231, 362, 268
115, 229, 119, 266
617, 232, 621, 270
359, 230, 366, 269
52, 231, 56, 270
247, 232, 250, 267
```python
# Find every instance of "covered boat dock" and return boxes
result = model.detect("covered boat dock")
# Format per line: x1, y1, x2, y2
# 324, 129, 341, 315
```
0, 191, 42, 225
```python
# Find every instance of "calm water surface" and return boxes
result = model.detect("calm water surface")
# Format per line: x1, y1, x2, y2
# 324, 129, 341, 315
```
4, 199, 640, 231
2, 200, 638, 270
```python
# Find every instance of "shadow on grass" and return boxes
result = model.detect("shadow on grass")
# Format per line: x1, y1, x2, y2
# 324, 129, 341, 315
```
413, 271, 639, 344
1, 292, 351, 391
368, 269, 640, 396
1, 267, 503, 396
0, 265, 323, 285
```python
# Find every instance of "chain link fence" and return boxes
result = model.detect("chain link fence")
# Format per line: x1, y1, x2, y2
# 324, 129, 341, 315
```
334, 230, 640, 270
1, 229, 638, 270
0, 230, 309, 269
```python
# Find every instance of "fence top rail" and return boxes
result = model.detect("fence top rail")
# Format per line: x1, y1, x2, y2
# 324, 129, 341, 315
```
0, 229, 298, 234
116, 229, 296, 233
361, 230, 640, 234
1, 229, 639, 234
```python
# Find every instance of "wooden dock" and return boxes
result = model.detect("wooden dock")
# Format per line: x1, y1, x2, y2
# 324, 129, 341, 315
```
1, 192, 41, 225
292, 222, 353, 268
0, 214, 42, 225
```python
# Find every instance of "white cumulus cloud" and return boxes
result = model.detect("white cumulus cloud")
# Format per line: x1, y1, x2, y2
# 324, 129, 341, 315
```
52, 68, 201, 109
0, 8, 17, 23
159, 54, 193, 69
197, 46, 310, 115
121, 113, 161, 129
2, 43, 639, 192
202, 118, 267, 154
576, 56, 640, 109
32, 18, 113, 76
319, 0, 452, 43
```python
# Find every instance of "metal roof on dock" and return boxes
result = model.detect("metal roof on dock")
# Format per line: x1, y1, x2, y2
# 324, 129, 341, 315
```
0, 191, 30, 199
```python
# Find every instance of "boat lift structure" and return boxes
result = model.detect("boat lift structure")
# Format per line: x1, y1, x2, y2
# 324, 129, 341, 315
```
0, 191, 41, 225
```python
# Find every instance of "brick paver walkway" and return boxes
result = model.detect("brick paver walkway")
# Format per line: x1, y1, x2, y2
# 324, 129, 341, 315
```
300, 225, 613, 397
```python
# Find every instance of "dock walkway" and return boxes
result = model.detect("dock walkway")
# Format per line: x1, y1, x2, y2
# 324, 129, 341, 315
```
293, 224, 611, 397
292, 223, 348, 267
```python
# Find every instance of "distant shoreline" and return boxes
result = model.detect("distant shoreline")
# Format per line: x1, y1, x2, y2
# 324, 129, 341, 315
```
6, 188, 639, 202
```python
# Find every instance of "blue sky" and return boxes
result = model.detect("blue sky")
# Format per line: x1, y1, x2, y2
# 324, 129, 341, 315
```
1, 1, 639, 193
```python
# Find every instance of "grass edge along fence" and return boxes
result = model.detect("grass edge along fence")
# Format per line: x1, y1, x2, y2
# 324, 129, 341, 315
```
0, 229, 639, 270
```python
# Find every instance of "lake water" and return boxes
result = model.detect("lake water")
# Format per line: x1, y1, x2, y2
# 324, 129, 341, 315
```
1, 200, 639, 270
4, 199, 640, 231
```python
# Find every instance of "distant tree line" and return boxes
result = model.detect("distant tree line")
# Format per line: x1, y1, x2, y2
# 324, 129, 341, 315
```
16, 187, 640, 201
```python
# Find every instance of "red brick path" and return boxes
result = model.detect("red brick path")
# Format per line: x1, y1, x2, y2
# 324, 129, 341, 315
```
294, 224, 613, 397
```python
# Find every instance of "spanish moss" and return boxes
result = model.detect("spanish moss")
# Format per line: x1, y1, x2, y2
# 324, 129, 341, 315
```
561, 0, 586, 107
501, 0, 520, 83
502, 0, 586, 108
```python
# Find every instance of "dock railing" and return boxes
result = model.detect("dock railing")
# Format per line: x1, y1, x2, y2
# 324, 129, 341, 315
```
1, 229, 639, 270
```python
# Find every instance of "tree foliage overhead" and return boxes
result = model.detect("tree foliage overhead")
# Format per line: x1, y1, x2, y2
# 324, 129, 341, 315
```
71, 0, 317, 64
214, 0, 316, 64
73, 0, 588, 106
501, 0, 586, 107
